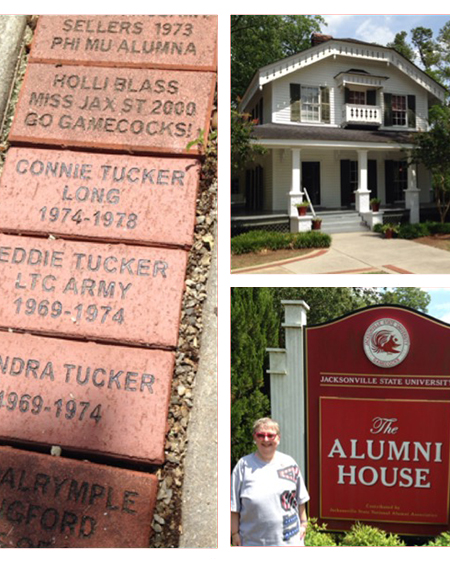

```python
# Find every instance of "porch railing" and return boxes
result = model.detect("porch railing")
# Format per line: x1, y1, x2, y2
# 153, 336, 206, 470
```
342, 104, 382, 126
303, 188, 316, 218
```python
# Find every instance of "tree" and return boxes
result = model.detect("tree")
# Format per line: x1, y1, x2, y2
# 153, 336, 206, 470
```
231, 108, 266, 176
411, 26, 440, 73
231, 288, 279, 468
386, 31, 415, 62
231, 15, 325, 102
379, 287, 430, 312
437, 22, 450, 85
410, 104, 450, 223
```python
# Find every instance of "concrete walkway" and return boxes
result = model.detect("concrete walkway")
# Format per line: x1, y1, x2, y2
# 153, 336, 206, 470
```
235, 231, 450, 274
179, 225, 217, 548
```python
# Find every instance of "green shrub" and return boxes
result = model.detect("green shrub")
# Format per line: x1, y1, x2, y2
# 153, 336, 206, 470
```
231, 231, 289, 255
305, 519, 338, 547
373, 223, 383, 233
397, 223, 430, 239
291, 231, 331, 249
426, 221, 450, 235
341, 523, 406, 546
231, 230, 331, 255
426, 532, 450, 546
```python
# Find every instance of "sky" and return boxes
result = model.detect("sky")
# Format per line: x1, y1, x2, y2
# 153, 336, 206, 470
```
424, 288, 450, 324
320, 15, 449, 46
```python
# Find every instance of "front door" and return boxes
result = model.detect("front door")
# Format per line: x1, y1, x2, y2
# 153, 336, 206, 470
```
302, 162, 320, 206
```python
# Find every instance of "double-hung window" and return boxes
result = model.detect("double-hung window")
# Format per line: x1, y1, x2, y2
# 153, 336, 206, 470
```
301, 86, 320, 122
290, 84, 330, 123
392, 95, 407, 126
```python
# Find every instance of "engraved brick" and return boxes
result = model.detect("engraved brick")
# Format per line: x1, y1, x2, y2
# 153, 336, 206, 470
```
30, 15, 218, 71
0, 331, 174, 464
0, 147, 200, 248
9, 64, 216, 155
0, 446, 157, 547
0, 234, 187, 347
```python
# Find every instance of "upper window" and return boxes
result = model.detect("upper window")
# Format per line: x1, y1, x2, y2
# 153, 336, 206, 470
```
384, 94, 415, 128
290, 84, 330, 124
301, 87, 320, 122
348, 90, 366, 105
392, 95, 407, 126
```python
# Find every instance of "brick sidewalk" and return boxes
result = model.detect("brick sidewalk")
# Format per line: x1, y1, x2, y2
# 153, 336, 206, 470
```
0, 15, 217, 548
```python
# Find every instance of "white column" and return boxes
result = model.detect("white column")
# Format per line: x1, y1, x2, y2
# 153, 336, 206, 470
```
405, 163, 420, 224
288, 148, 303, 217
355, 149, 370, 213
267, 300, 309, 478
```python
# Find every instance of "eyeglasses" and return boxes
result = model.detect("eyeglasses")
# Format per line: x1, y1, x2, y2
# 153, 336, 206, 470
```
255, 432, 277, 440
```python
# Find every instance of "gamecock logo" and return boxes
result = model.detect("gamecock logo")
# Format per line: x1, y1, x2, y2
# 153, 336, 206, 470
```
363, 318, 410, 368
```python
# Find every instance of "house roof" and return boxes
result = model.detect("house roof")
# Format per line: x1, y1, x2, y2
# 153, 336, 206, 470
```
240, 36, 447, 110
252, 123, 414, 148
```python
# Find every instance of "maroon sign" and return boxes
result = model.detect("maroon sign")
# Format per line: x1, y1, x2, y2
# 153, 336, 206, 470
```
306, 306, 450, 536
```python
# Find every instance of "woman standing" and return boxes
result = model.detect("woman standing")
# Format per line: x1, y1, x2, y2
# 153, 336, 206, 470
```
231, 417, 309, 546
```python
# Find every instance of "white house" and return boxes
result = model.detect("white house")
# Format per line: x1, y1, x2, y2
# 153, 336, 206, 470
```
234, 33, 447, 232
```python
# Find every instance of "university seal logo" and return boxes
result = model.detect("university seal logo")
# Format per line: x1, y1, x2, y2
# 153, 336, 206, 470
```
363, 318, 410, 368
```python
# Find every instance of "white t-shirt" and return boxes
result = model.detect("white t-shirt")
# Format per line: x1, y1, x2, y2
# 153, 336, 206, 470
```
231, 451, 310, 546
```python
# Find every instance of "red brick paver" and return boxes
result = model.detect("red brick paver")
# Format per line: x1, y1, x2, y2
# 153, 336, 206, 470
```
0, 331, 174, 464
0, 147, 200, 248
0, 234, 187, 347
9, 63, 216, 155
30, 15, 218, 71
0, 446, 157, 547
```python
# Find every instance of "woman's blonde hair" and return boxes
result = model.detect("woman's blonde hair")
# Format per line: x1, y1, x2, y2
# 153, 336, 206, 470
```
252, 417, 280, 435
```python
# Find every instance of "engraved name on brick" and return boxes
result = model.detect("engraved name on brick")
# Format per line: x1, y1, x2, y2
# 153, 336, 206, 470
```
30, 15, 218, 71
0, 446, 157, 547
0, 148, 200, 247
0, 235, 187, 347
10, 64, 216, 155
0, 331, 173, 464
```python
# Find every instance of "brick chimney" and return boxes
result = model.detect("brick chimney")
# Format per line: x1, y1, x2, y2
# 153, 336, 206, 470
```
311, 33, 333, 47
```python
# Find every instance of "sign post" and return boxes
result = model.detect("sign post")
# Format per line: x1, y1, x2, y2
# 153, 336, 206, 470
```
267, 300, 309, 478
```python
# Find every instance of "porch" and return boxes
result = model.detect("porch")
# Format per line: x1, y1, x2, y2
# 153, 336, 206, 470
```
232, 124, 435, 233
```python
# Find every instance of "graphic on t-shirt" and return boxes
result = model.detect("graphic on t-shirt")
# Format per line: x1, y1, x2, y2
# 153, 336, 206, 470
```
280, 489, 298, 511
277, 465, 299, 483
282, 513, 300, 541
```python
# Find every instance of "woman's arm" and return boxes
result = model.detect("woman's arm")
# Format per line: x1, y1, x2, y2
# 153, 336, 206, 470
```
231, 511, 241, 546
299, 503, 308, 540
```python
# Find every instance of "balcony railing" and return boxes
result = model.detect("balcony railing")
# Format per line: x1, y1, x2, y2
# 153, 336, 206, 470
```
343, 104, 382, 126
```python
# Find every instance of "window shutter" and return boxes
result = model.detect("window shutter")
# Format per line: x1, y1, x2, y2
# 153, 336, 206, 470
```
344, 87, 350, 104
320, 86, 330, 124
385, 160, 395, 204
366, 89, 376, 106
384, 93, 392, 126
290, 84, 301, 122
259, 97, 264, 125
407, 95, 416, 128
340, 160, 352, 207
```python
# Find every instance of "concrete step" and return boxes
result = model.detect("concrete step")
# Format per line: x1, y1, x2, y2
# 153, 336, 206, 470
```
320, 212, 369, 234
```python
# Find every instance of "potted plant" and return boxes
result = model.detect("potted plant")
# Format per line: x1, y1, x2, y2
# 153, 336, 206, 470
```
295, 202, 309, 216
382, 222, 399, 239
312, 217, 322, 230
370, 198, 381, 212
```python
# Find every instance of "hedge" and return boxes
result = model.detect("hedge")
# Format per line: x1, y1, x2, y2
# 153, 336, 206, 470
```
305, 521, 450, 546
231, 230, 331, 255
374, 221, 450, 240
